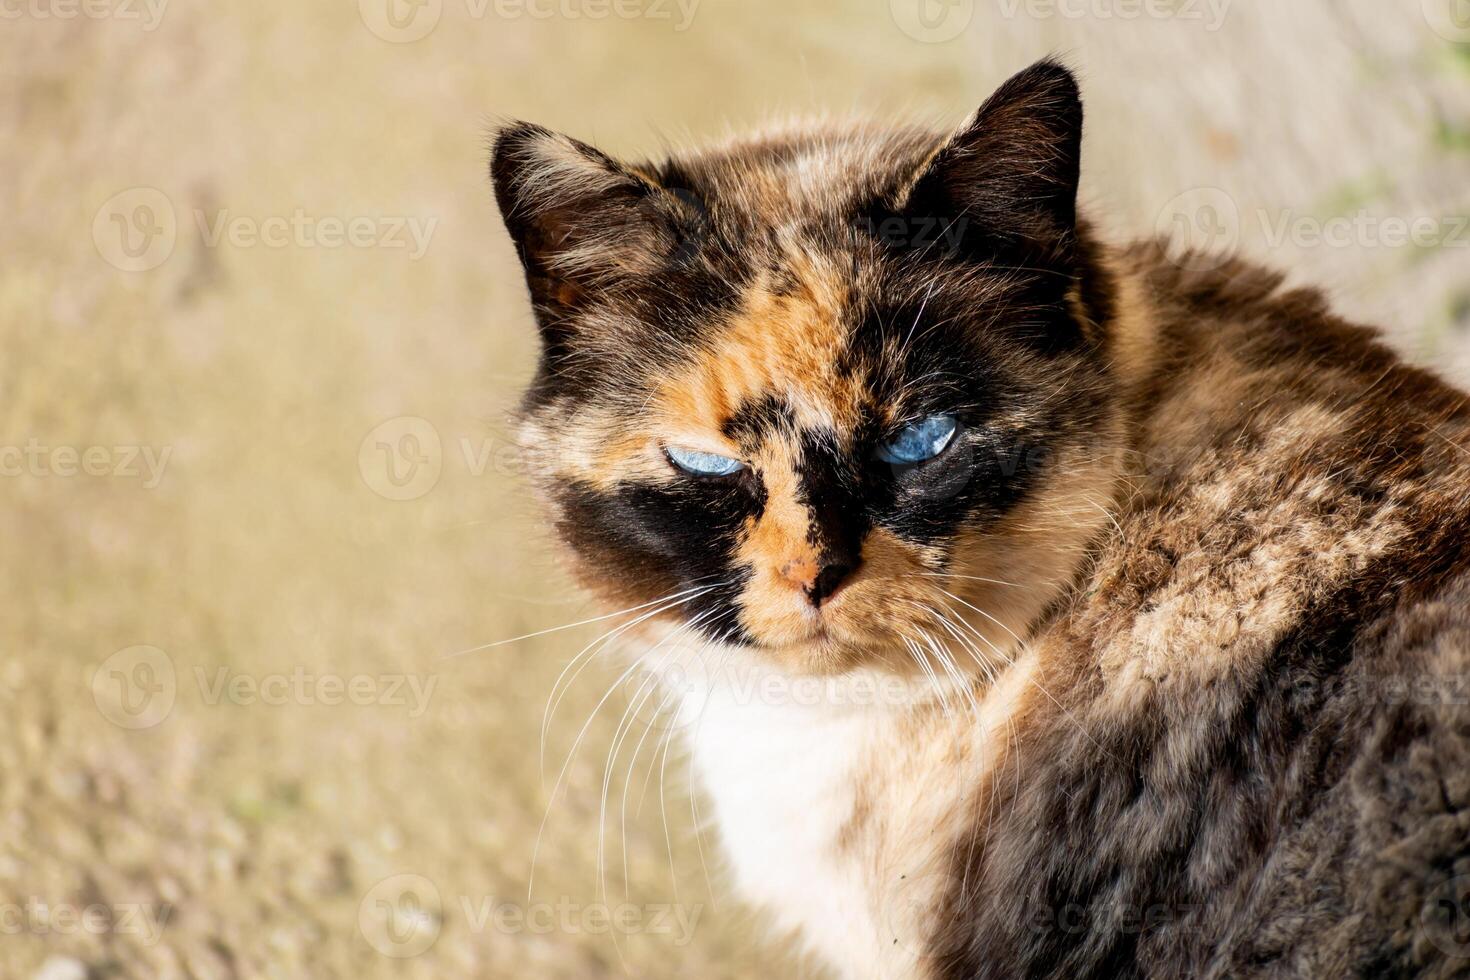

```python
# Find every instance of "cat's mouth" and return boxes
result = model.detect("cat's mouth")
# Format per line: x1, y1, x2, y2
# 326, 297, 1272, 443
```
726, 567, 927, 662
737, 602, 910, 671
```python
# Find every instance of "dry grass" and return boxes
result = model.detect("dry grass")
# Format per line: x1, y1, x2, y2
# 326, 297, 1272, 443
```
2, 1, 1466, 977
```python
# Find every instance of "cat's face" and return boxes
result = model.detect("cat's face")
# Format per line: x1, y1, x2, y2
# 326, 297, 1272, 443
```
493, 62, 1124, 677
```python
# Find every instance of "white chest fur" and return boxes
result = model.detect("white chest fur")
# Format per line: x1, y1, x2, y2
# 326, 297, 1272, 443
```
690, 678, 886, 976
676, 657, 1034, 980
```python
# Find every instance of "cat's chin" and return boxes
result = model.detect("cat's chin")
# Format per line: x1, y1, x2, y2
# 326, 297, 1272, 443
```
741, 624, 940, 680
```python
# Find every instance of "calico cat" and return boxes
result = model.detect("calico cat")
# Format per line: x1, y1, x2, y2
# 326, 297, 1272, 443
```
490, 60, 1470, 979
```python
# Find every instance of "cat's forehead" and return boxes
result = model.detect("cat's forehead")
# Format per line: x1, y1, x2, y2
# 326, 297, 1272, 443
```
636, 132, 953, 441
650, 256, 873, 443
657, 124, 940, 229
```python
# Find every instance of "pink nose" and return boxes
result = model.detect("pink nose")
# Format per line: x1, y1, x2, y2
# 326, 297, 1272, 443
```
779, 557, 819, 592
779, 557, 855, 607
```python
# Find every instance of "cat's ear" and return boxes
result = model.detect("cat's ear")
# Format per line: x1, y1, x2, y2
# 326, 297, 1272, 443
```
491, 122, 696, 336
900, 59, 1083, 266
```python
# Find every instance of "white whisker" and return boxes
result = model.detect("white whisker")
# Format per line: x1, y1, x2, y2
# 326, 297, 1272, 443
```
914, 571, 1024, 589
446, 580, 721, 658
539, 584, 721, 778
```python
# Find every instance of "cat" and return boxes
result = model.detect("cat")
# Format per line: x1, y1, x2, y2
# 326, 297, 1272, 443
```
490, 59, 1470, 979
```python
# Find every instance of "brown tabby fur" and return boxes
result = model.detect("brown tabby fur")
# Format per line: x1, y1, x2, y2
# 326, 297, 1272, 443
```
926, 243, 1470, 978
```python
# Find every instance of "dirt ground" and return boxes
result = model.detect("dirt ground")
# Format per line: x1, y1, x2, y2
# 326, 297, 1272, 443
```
3, 1, 1467, 977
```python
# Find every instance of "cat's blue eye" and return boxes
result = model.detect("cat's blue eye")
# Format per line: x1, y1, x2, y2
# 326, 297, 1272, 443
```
665, 445, 745, 477
877, 415, 958, 465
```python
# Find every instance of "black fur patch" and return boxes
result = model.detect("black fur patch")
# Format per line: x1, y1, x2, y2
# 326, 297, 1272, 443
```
558, 479, 759, 644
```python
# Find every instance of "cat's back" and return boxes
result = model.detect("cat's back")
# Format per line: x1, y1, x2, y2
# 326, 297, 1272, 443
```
933, 244, 1470, 979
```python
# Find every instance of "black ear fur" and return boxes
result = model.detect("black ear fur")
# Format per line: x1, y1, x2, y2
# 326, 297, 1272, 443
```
490, 122, 704, 346
899, 59, 1084, 268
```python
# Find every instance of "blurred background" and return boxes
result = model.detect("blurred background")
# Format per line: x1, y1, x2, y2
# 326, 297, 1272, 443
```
3, 0, 1468, 976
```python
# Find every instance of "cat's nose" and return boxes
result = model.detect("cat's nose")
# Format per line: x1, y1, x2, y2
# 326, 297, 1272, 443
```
780, 557, 856, 607
806, 560, 855, 607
